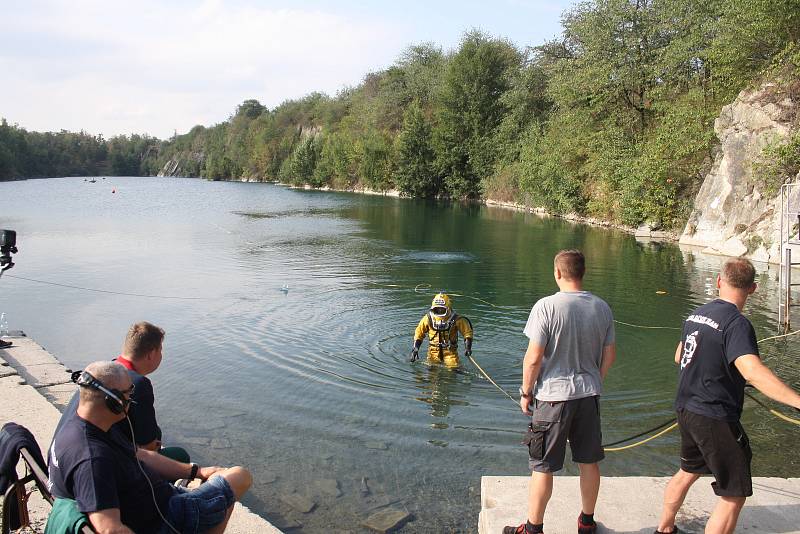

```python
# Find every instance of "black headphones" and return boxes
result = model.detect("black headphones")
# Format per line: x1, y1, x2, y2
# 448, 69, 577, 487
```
71, 370, 133, 415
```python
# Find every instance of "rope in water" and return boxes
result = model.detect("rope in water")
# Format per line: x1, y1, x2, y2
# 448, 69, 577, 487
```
467, 353, 680, 451
744, 390, 800, 426
4, 274, 215, 300
614, 320, 681, 330
468, 328, 800, 451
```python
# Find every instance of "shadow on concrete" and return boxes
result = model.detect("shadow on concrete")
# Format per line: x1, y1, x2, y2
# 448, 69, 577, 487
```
593, 502, 800, 533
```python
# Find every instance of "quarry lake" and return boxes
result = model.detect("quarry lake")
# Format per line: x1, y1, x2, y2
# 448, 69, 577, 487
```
1, 177, 798, 532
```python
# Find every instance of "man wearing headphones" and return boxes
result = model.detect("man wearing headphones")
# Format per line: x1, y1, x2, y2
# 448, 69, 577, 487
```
48, 361, 252, 534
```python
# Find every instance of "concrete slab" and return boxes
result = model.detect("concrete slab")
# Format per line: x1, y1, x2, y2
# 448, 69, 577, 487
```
480, 476, 800, 533
0, 334, 282, 534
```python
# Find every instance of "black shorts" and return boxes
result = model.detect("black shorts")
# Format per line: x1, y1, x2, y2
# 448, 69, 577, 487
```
525, 396, 604, 473
677, 409, 753, 497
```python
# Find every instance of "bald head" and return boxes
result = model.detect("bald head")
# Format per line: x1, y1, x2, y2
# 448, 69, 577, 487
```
79, 361, 131, 405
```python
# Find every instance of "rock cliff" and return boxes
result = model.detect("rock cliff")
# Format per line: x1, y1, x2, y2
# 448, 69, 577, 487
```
157, 150, 205, 178
680, 83, 799, 263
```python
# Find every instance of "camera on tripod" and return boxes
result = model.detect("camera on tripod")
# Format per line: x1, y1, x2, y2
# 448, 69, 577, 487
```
1, 230, 17, 273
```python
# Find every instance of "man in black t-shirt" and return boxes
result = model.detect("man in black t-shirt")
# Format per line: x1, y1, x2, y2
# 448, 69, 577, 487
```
655, 258, 800, 534
48, 361, 252, 534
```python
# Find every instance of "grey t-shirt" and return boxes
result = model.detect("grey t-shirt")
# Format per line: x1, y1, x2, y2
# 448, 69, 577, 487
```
523, 290, 615, 401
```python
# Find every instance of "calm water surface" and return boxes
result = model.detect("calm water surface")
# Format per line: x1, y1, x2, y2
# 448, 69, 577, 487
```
1, 177, 798, 532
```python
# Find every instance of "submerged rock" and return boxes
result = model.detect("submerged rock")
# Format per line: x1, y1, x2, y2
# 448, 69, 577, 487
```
315, 478, 342, 497
281, 493, 316, 513
210, 437, 231, 449
361, 508, 412, 533
179, 436, 211, 446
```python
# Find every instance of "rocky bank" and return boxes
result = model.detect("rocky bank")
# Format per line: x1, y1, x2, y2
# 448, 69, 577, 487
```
680, 83, 799, 263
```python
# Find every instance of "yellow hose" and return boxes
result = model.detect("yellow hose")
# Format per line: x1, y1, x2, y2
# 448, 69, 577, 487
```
603, 423, 679, 452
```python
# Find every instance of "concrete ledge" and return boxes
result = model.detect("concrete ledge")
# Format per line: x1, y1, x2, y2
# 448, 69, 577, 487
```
480, 476, 800, 533
0, 334, 282, 534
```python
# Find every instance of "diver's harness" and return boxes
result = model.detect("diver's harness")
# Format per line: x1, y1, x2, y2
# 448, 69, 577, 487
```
428, 311, 460, 352
410, 313, 473, 361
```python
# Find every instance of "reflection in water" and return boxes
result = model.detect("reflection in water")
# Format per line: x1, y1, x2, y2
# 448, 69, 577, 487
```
413, 363, 473, 421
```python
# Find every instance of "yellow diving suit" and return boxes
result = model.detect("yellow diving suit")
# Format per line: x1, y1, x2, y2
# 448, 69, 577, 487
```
411, 293, 473, 367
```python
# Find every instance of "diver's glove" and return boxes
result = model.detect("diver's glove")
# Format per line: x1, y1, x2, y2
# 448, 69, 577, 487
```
464, 337, 473, 358
409, 349, 419, 362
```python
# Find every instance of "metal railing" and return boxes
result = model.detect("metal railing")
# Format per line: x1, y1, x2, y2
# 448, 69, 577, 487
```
779, 183, 800, 331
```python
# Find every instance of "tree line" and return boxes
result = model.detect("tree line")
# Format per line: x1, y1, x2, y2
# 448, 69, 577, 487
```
0, 120, 161, 179
2, 0, 798, 230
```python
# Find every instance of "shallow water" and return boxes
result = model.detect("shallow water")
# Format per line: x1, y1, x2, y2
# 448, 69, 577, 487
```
1, 177, 798, 532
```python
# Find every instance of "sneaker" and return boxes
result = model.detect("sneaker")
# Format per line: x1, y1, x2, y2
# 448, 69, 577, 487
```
578, 515, 597, 533
503, 525, 529, 534
0, 339, 11, 349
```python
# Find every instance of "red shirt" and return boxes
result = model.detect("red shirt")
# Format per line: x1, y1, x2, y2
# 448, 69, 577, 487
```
116, 355, 137, 373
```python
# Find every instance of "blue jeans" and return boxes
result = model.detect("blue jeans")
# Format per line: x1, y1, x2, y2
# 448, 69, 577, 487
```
162, 476, 235, 534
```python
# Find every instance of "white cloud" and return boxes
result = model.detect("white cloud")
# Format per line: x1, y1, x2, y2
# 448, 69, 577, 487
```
1, 0, 404, 138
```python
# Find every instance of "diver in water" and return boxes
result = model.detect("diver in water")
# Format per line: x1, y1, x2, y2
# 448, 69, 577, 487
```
410, 292, 473, 367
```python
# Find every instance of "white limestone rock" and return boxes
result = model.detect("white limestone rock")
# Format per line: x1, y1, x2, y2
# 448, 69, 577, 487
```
680, 83, 798, 263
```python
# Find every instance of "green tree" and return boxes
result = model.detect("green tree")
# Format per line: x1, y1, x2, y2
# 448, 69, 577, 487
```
394, 100, 438, 197
434, 30, 522, 198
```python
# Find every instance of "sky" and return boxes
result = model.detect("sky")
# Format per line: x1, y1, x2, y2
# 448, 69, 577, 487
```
1, 0, 575, 139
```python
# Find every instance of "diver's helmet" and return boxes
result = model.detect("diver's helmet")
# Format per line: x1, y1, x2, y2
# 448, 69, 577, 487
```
430, 292, 452, 320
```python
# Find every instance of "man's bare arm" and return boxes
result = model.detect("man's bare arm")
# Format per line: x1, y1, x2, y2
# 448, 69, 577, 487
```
519, 340, 545, 415
674, 342, 682, 365
735, 354, 800, 409
600, 343, 616, 380
88, 508, 135, 534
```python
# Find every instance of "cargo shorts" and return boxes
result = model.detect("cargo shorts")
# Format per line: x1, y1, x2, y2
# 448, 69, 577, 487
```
525, 396, 604, 473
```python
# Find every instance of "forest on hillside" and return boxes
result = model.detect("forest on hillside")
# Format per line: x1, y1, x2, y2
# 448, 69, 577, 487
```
2, 0, 799, 230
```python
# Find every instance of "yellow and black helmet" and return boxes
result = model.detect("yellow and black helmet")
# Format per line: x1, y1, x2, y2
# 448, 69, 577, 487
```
430, 292, 452, 318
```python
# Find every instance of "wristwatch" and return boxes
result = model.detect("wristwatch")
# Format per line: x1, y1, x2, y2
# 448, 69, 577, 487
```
188, 462, 199, 482
518, 387, 532, 399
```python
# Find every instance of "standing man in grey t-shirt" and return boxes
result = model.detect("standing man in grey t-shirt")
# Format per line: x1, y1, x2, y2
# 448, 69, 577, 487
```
504, 249, 616, 534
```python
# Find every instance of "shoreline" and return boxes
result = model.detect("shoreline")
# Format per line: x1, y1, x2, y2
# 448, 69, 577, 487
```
0, 332, 282, 534
272, 180, 680, 242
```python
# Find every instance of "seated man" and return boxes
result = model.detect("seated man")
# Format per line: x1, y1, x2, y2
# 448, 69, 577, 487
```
48, 361, 252, 534
114, 321, 186, 458
55, 321, 188, 461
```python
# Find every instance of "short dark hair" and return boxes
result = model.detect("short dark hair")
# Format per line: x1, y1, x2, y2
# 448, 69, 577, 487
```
554, 249, 585, 280
721, 258, 756, 289
123, 322, 164, 360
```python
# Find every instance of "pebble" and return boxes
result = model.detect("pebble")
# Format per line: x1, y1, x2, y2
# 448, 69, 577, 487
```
361, 508, 412, 533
